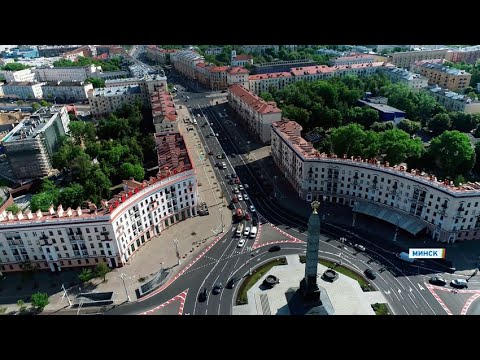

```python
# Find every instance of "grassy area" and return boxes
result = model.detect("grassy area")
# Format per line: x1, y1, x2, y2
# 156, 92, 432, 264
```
0, 307, 6, 314
236, 257, 287, 305
372, 303, 391, 315
299, 255, 374, 292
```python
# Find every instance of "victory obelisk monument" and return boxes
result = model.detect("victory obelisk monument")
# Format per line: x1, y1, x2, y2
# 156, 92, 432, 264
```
299, 200, 321, 301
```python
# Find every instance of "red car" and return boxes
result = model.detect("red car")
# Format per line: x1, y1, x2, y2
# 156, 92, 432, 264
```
235, 178, 241, 184
245, 212, 251, 221
232, 196, 238, 203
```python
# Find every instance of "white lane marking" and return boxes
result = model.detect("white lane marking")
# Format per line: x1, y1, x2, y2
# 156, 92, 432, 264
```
402, 305, 409, 315
408, 293, 419, 308
392, 289, 401, 301
418, 283, 425, 291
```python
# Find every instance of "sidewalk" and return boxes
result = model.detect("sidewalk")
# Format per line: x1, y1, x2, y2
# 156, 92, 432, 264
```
0, 103, 232, 315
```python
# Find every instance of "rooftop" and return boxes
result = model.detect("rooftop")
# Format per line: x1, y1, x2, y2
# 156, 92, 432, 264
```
228, 66, 249, 75
418, 62, 471, 76
273, 120, 480, 195
155, 132, 193, 177
249, 72, 292, 80
2, 81, 40, 87
104, 74, 167, 85
229, 84, 281, 115
208, 66, 229, 73
92, 85, 141, 97
289, 62, 391, 76
387, 67, 426, 81
43, 80, 88, 87
233, 54, 252, 61
331, 54, 374, 61
358, 100, 406, 114
428, 85, 479, 103
151, 90, 177, 122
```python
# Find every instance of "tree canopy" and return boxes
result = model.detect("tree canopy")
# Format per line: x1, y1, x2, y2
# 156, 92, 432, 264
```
1, 63, 30, 71
53, 56, 122, 71
378, 128, 424, 165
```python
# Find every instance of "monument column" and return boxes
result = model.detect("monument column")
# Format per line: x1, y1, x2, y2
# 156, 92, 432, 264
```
299, 200, 321, 301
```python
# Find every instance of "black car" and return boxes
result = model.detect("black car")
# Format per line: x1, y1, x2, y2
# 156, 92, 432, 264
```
227, 277, 239, 289
231, 173, 237, 178
228, 179, 235, 185
198, 288, 208, 302
429, 276, 447, 286
212, 283, 223, 295
268, 245, 281, 252
227, 203, 235, 210
364, 268, 377, 280
225, 174, 231, 179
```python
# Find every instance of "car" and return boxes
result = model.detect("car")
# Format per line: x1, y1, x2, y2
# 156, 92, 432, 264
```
269, 245, 281, 252
196, 113, 201, 117
228, 179, 235, 185
231, 173, 237, 178
244, 184, 249, 189
243, 226, 250, 237
235, 178, 241, 184
232, 187, 239, 194
243, 194, 249, 201
231, 153, 236, 158
451, 279, 468, 289
216, 153, 225, 159
198, 288, 208, 302
212, 283, 223, 295
237, 194, 243, 201
227, 277, 239, 289
353, 244, 366, 252
225, 174, 231, 179
364, 268, 377, 280
237, 239, 246, 248
227, 203, 235, 210
210, 132, 215, 136
215, 133, 219, 137
429, 276, 447, 286
238, 184, 244, 191
208, 150, 214, 155
249, 205, 256, 212
245, 212, 251, 221
232, 196, 238, 203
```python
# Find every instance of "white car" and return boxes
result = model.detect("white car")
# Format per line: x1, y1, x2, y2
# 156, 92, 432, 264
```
237, 194, 243, 201
243, 193, 249, 201
244, 184, 249, 190
238, 184, 244, 191
233, 187, 239, 194
197, 113, 201, 117
243, 227, 250, 237
249, 205, 256, 212
237, 239, 246, 248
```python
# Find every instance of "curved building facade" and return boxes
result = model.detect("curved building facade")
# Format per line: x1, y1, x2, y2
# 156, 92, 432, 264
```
272, 120, 480, 244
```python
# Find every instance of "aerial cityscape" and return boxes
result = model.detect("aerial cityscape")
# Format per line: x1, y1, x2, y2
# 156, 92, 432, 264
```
1, 44, 480, 315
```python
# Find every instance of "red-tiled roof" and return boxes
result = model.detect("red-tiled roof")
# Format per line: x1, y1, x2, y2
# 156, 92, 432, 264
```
233, 54, 252, 61
248, 72, 292, 80
228, 85, 281, 115
155, 132, 192, 176
228, 67, 249, 75
208, 66, 229, 73
151, 90, 177, 122
289, 62, 390, 76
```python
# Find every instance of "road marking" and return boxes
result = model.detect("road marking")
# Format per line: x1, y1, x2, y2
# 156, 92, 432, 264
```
461, 293, 480, 315
418, 283, 425, 291
139, 289, 189, 315
426, 284, 453, 315
402, 305, 409, 315
409, 287, 413, 292
384, 290, 391, 295
407, 293, 418, 308
392, 289, 400, 301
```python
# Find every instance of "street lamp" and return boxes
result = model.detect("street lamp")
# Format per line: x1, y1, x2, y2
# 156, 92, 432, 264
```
120, 273, 131, 302
173, 238, 180, 265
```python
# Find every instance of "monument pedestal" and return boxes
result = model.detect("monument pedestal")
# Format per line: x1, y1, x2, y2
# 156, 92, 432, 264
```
299, 277, 321, 302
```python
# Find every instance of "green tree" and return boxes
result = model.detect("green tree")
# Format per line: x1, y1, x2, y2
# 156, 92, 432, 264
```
454, 175, 466, 186
5, 203, 21, 214
39, 100, 50, 107
1, 63, 30, 71
120, 162, 145, 181
95, 262, 110, 282
31, 292, 49, 312
68, 121, 96, 146
379, 128, 424, 165
330, 123, 368, 157
450, 112, 478, 133
84, 168, 112, 204
86, 77, 105, 88
31, 102, 41, 111
30, 192, 58, 212
397, 119, 421, 135
281, 105, 311, 128
58, 184, 85, 209
370, 121, 394, 132
259, 92, 274, 101
78, 268, 93, 283
17, 299, 27, 313
428, 113, 452, 136
429, 130, 475, 177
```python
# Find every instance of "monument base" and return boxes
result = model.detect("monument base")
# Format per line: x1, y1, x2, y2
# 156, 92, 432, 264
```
285, 285, 335, 315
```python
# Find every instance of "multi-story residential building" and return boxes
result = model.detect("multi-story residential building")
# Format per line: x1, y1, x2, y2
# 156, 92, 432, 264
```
171, 50, 204, 79
0, 131, 198, 273
446, 46, 480, 64
195, 63, 210, 87
228, 84, 282, 143
381, 66, 429, 90
241, 45, 279, 54
204, 47, 223, 56
34, 65, 102, 82
231, 50, 253, 67
226, 67, 250, 88
411, 62, 471, 92
251, 59, 316, 74
1, 82, 44, 99
104, 74, 168, 95
99, 70, 130, 80
0, 69, 36, 83
388, 49, 448, 69
1, 46, 39, 59
2, 106, 70, 179
0, 83, 4, 98
151, 89, 178, 134
271, 119, 480, 244
329, 54, 375, 66
427, 86, 480, 114
248, 72, 294, 95
38, 45, 82, 58
88, 85, 145, 118
61, 45, 93, 61
41, 81, 94, 102
208, 66, 229, 90
145, 46, 177, 64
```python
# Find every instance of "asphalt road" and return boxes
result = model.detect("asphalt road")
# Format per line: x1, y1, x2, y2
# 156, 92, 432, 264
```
109, 71, 480, 316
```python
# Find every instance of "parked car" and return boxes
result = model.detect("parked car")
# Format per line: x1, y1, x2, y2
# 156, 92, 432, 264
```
243, 226, 251, 237
364, 268, 377, 280
237, 194, 243, 201
198, 288, 208, 302
208, 150, 214, 155
353, 244, 366, 252
238, 184, 244, 191
227, 203, 235, 210
232, 187, 239, 194
225, 174, 231, 179
235, 178, 241, 184
243, 194, 249, 201
451, 279, 468, 289
231, 173, 237, 178
232, 196, 238, 203
249, 205, 256, 213
244, 184, 249, 189
269, 245, 281, 252
429, 276, 447, 286
245, 212, 251, 221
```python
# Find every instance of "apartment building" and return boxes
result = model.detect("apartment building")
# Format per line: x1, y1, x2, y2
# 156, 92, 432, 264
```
388, 49, 448, 69
145, 46, 177, 64
248, 72, 294, 95
271, 119, 480, 244
411, 62, 471, 92
0, 132, 198, 273
34, 65, 102, 82
381, 66, 429, 90
38, 45, 82, 58
61, 45, 93, 61
446, 46, 480, 64
329, 54, 375, 66
88, 85, 145, 118
171, 50, 205, 79
41, 81, 94, 102
105, 74, 168, 95
208, 66, 229, 90
151, 89, 178, 134
0, 69, 36, 83
228, 84, 282, 143
2, 106, 70, 179
231, 50, 253, 67
427, 86, 480, 114
251, 59, 316, 75
1, 82, 44, 99
204, 47, 223, 56
1, 46, 39, 59
226, 67, 250, 89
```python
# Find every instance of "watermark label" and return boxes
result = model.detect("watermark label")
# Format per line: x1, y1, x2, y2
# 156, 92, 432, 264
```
409, 248, 446, 259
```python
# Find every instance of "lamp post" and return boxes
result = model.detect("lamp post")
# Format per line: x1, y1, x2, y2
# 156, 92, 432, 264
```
120, 273, 131, 302
173, 238, 180, 265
